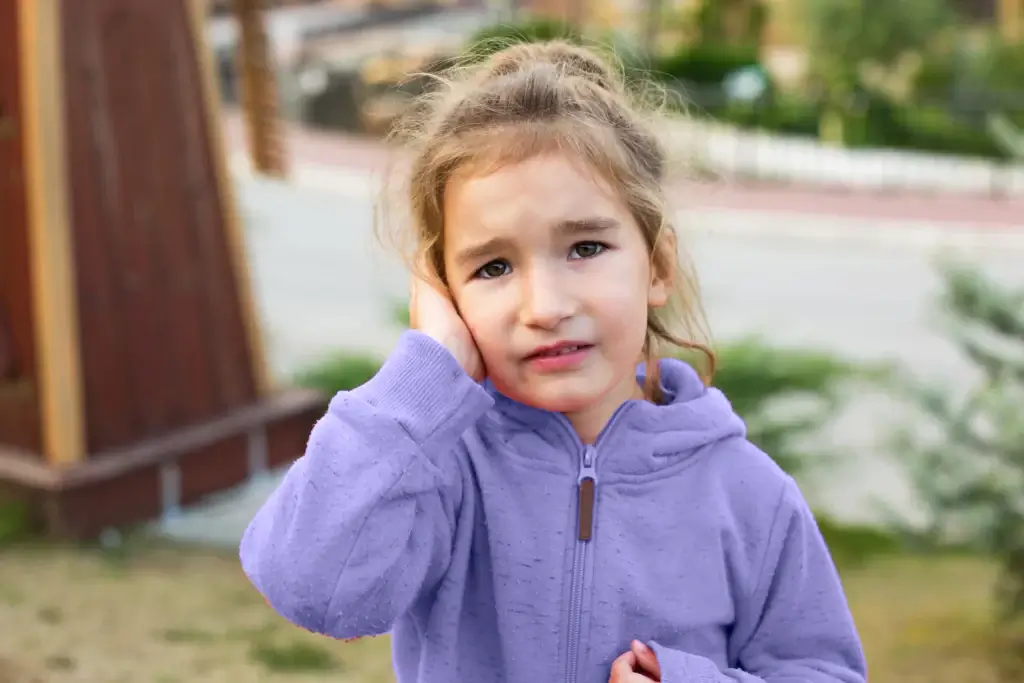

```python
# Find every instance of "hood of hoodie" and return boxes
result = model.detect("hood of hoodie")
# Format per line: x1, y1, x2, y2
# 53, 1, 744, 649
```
480, 356, 748, 478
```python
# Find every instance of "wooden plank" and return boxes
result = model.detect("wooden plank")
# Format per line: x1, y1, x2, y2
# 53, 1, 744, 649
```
19, 0, 86, 467
0, 388, 323, 492
68, 389, 322, 488
186, 0, 273, 398
0, 443, 59, 489
0, 0, 43, 454
63, 0, 192, 439
58, 0, 137, 451
0, 380, 42, 456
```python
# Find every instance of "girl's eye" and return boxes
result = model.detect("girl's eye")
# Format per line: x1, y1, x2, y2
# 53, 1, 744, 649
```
570, 241, 606, 260
475, 260, 511, 279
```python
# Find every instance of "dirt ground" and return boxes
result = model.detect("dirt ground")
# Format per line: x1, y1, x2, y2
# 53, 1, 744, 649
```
0, 539, 1006, 683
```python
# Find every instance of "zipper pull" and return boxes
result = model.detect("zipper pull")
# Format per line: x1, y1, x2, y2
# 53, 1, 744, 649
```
577, 446, 597, 541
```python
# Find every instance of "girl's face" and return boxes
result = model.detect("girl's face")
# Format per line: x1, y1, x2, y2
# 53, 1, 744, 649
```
442, 152, 670, 442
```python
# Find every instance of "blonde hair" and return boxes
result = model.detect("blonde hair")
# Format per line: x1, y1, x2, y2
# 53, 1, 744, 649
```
380, 39, 716, 403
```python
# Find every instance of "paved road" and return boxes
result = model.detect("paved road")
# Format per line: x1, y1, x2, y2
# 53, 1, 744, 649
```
155, 162, 1024, 548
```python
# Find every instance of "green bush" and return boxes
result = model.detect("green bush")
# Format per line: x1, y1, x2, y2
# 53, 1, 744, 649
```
912, 51, 956, 102
895, 107, 1008, 159
716, 98, 821, 137
464, 19, 582, 61
913, 37, 1024, 130
681, 338, 876, 477
856, 97, 1010, 160
816, 512, 904, 569
654, 43, 763, 86
294, 354, 382, 396
975, 39, 1024, 94
700, 89, 1007, 160
0, 497, 34, 546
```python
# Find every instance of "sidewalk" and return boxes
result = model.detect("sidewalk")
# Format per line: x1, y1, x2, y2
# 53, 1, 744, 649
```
221, 111, 1024, 228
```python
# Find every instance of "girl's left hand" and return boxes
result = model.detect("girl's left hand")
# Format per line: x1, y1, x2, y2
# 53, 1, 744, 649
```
608, 640, 661, 682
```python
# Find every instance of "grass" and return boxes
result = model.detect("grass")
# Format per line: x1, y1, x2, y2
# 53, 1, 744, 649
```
0, 534, 1009, 683
249, 639, 342, 674
0, 538, 394, 683
845, 557, 1002, 683
0, 499, 34, 545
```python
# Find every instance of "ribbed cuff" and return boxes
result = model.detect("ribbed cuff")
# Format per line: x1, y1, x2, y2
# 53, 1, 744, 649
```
351, 330, 493, 447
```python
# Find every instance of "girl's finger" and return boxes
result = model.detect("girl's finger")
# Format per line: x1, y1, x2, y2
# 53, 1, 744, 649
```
608, 651, 637, 683
631, 640, 661, 681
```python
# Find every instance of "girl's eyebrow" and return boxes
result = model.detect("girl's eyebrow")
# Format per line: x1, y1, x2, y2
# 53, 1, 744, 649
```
453, 236, 514, 269
453, 217, 621, 269
557, 217, 621, 236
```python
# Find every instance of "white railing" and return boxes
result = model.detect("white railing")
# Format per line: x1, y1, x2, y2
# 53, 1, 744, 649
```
664, 118, 1024, 198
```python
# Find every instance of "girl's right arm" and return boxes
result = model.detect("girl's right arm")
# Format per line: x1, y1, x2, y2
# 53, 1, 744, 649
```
239, 330, 494, 639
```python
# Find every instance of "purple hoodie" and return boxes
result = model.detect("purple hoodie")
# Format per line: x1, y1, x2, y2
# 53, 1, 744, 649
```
240, 330, 867, 683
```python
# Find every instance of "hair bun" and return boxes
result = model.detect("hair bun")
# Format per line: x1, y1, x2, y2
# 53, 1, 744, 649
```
479, 40, 619, 94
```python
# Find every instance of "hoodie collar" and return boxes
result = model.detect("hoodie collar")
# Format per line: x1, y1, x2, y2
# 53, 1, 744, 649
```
483, 358, 747, 476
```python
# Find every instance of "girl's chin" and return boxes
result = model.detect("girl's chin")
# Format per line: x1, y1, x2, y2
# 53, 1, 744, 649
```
495, 382, 602, 415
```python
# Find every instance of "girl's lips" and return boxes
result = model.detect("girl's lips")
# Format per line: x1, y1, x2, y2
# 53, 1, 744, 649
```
525, 342, 594, 360
524, 344, 594, 372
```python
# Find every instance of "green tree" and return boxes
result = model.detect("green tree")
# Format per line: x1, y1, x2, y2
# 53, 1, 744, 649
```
895, 261, 1024, 677
693, 339, 871, 477
800, 0, 955, 141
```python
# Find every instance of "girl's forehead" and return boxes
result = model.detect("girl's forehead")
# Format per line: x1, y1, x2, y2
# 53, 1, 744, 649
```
444, 153, 624, 227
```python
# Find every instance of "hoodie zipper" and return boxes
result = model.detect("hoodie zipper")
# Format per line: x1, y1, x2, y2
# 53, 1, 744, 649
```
560, 401, 634, 683
565, 443, 597, 683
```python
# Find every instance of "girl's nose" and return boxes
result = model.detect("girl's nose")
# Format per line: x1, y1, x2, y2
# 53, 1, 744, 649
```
518, 265, 576, 330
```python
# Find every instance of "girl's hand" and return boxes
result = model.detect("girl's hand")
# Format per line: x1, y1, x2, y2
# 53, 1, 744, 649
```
409, 274, 485, 382
608, 641, 661, 683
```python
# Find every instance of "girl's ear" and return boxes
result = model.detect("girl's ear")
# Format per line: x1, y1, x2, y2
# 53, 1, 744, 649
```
648, 229, 676, 309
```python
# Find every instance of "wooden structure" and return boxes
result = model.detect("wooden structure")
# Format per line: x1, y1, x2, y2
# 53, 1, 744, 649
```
0, 0, 323, 538
233, 0, 288, 177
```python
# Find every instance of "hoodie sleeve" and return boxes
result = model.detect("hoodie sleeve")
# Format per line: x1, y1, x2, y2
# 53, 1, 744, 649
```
649, 477, 867, 683
239, 330, 494, 640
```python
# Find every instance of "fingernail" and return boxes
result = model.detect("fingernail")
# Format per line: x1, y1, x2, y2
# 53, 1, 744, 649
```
633, 639, 648, 653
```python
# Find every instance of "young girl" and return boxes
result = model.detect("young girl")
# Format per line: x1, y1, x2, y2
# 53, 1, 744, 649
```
240, 41, 867, 683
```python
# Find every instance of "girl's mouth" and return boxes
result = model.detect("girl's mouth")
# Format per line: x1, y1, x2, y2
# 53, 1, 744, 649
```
525, 343, 595, 371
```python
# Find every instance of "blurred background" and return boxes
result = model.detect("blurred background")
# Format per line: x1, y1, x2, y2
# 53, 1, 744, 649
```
1, 0, 1023, 681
